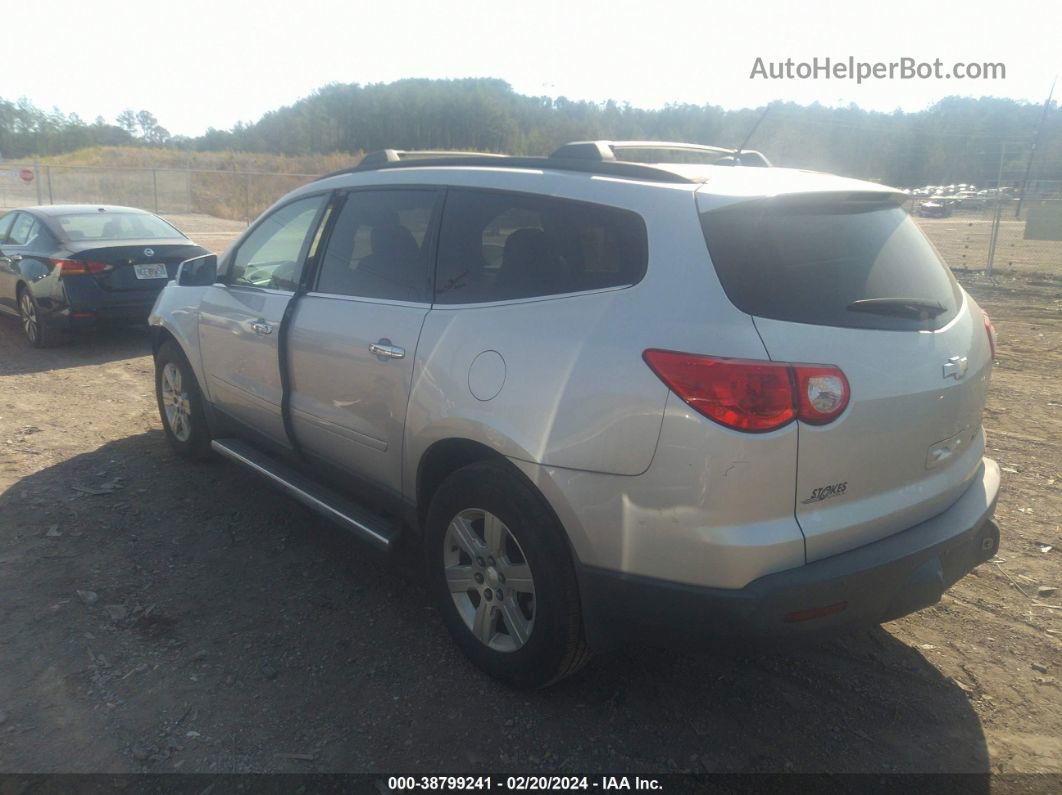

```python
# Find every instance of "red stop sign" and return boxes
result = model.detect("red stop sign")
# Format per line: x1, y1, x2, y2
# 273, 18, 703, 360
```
19, 168, 34, 184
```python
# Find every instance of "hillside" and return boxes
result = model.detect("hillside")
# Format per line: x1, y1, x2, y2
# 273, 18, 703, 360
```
4, 79, 1060, 190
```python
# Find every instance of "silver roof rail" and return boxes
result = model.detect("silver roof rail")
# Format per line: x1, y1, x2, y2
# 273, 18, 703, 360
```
358, 149, 509, 168
550, 140, 771, 167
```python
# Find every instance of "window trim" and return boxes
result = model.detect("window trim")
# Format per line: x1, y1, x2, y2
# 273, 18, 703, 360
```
431, 186, 650, 306
427, 283, 633, 311
224, 190, 333, 293
303, 291, 435, 309
308, 185, 444, 304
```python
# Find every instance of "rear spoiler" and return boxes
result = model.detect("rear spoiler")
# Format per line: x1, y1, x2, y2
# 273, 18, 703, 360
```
698, 190, 912, 215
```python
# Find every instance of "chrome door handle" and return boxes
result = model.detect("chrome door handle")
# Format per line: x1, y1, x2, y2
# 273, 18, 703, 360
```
8, 254, 22, 263
369, 339, 405, 360
251, 320, 273, 336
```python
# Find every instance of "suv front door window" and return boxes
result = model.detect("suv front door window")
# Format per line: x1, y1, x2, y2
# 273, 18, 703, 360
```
230, 196, 325, 290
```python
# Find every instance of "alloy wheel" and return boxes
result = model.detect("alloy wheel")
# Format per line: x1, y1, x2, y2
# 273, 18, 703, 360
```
443, 508, 535, 652
19, 293, 38, 344
160, 362, 193, 442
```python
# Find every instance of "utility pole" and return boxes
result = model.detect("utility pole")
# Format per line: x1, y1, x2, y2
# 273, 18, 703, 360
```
1015, 76, 1056, 218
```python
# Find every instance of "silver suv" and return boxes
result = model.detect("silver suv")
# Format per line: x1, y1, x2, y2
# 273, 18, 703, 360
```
150, 141, 1001, 688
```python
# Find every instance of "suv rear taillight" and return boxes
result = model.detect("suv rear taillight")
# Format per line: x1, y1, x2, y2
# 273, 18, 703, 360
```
643, 350, 849, 433
792, 365, 850, 425
982, 309, 997, 359
53, 258, 110, 276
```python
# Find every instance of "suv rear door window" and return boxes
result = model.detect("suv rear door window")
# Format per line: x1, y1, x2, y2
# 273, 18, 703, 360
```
314, 189, 437, 303
435, 189, 648, 304
700, 195, 962, 331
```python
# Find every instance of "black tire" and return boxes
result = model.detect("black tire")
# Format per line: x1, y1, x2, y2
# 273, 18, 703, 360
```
425, 459, 590, 688
154, 340, 212, 460
17, 286, 63, 348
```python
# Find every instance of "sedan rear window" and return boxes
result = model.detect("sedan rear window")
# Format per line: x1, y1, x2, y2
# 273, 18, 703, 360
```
55, 212, 184, 242
700, 196, 962, 331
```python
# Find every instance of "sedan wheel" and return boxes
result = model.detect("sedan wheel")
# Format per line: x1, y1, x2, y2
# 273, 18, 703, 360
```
444, 508, 536, 652
19, 291, 39, 344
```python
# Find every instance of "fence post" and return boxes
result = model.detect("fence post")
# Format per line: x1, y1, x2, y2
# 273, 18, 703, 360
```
46, 166, 53, 204
986, 142, 1006, 277
33, 161, 42, 205
152, 169, 159, 213
244, 172, 251, 224
187, 167, 194, 213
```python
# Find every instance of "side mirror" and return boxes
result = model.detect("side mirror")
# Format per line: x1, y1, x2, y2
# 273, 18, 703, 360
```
177, 253, 218, 286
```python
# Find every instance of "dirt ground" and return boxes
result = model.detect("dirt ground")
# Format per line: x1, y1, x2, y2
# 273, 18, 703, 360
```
918, 212, 1062, 275
0, 243, 1060, 775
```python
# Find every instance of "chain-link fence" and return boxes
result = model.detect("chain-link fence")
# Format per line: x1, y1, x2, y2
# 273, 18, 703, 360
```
0, 162, 320, 223
3, 160, 1059, 271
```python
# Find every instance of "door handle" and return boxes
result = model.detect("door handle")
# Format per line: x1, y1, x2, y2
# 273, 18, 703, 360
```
369, 339, 405, 360
8, 254, 22, 263
251, 320, 273, 336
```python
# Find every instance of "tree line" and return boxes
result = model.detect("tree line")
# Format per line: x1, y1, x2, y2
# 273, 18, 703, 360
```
3, 78, 1059, 188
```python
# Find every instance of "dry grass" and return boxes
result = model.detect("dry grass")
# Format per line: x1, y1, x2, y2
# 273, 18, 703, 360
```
40, 146, 358, 175
15, 147, 363, 222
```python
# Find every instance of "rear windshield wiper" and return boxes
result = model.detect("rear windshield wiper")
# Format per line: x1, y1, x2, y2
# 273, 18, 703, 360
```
846, 297, 947, 319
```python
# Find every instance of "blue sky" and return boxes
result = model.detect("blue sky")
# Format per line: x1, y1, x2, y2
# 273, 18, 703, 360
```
4, 0, 1058, 137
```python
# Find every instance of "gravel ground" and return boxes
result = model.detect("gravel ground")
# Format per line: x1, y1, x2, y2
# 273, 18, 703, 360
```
0, 272, 1059, 775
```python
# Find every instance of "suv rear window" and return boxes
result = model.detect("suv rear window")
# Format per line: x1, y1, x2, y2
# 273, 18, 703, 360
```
435, 189, 647, 304
700, 196, 962, 331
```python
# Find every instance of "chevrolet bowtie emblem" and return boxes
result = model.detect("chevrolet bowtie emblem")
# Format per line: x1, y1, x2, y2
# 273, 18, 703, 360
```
943, 355, 969, 380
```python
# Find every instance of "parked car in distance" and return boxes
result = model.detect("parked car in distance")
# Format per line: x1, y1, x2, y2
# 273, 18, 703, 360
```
0, 205, 209, 347
918, 199, 953, 218
150, 141, 1001, 688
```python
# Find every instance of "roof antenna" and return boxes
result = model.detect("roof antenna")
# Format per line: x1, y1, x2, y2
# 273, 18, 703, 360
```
731, 104, 771, 166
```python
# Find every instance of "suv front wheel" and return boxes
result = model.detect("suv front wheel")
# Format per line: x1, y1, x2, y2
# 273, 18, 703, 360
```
155, 340, 212, 459
425, 460, 590, 688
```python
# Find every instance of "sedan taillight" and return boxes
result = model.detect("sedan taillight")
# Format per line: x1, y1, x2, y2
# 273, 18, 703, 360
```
643, 349, 850, 433
53, 258, 110, 276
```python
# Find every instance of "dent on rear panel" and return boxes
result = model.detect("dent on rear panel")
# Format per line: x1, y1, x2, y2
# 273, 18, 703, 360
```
539, 393, 806, 589
407, 290, 670, 477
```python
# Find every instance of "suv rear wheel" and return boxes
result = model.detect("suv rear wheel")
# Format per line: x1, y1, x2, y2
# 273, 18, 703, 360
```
155, 340, 212, 459
425, 460, 590, 688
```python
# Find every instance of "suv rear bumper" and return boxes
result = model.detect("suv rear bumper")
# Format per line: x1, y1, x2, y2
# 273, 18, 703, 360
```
579, 456, 1000, 650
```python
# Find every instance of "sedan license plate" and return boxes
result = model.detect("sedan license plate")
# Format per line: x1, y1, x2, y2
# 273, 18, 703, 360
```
134, 263, 168, 280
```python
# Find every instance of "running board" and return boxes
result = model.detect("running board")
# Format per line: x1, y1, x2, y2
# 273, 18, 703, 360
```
210, 438, 398, 552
